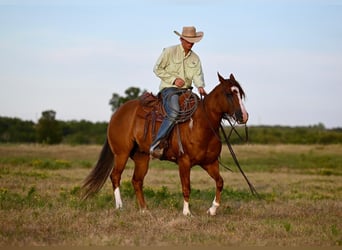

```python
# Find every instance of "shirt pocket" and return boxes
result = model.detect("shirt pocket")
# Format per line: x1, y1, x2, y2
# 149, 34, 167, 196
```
184, 58, 199, 81
185, 58, 199, 69
168, 57, 183, 74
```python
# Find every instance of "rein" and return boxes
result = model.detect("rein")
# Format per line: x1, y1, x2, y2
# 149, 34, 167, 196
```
220, 122, 259, 197
200, 94, 259, 198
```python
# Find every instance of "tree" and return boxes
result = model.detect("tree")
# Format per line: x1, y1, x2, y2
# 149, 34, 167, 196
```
109, 86, 146, 112
0, 117, 35, 143
36, 110, 62, 144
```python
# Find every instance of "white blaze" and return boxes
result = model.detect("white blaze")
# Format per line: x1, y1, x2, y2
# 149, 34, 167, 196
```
231, 86, 248, 123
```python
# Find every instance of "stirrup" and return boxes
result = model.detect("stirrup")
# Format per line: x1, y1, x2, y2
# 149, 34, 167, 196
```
150, 141, 163, 159
150, 147, 164, 159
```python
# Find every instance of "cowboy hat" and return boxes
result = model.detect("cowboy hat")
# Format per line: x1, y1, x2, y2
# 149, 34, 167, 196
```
174, 26, 204, 43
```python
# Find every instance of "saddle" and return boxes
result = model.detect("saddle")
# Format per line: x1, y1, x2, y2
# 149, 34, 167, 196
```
138, 90, 199, 150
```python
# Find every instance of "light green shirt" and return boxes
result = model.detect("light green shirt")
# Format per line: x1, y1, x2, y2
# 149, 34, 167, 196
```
153, 44, 205, 91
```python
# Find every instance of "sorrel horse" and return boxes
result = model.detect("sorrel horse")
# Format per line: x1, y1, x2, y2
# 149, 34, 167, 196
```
82, 73, 248, 216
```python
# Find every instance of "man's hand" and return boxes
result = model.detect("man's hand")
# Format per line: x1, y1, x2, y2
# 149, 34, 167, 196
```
174, 78, 185, 87
198, 87, 207, 96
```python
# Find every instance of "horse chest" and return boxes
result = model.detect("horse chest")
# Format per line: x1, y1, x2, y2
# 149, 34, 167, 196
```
187, 137, 221, 163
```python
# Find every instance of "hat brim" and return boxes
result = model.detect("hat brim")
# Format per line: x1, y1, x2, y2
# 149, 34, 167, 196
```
174, 30, 204, 43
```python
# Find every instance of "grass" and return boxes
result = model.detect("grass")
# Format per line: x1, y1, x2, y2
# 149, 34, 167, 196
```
0, 144, 341, 246
218, 144, 342, 174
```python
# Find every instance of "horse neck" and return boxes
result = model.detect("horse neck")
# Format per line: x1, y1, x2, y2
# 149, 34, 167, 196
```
200, 91, 224, 129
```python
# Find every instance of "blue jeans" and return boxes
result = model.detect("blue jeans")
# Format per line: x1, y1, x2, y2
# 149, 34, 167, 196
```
150, 87, 180, 149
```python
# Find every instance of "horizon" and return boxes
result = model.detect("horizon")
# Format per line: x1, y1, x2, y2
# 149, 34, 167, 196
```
1, 0, 341, 128
1, 113, 340, 130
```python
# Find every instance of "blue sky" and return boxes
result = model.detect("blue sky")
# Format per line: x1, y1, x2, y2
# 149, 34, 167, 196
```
0, 0, 341, 128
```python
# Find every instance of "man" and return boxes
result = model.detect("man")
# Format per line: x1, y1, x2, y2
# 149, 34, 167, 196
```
150, 26, 207, 158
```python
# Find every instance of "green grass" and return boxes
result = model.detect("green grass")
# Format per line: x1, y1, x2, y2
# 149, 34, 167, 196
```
219, 144, 342, 175
0, 186, 50, 210
0, 144, 341, 246
0, 157, 93, 170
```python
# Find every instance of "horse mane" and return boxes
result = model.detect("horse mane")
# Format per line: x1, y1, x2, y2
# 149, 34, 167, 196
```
230, 78, 246, 100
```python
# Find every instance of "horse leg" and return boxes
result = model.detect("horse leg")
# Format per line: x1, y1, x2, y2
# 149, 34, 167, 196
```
203, 160, 224, 216
178, 160, 192, 216
131, 152, 150, 211
110, 153, 129, 209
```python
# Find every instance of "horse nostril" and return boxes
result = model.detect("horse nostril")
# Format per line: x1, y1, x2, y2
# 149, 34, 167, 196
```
235, 110, 243, 121
238, 112, 248, 124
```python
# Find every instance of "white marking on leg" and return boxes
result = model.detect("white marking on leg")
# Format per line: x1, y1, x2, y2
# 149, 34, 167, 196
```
183, 200, 192, 216
207, 197, 220, 216
114, 187, 123, 209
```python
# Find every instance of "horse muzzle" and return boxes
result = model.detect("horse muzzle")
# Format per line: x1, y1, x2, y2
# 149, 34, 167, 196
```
235, 110, 249, 124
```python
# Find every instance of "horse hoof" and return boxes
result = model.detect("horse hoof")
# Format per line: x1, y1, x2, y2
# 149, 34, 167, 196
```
183, 212, 193, 217
207, 208, 217, 216
140, 208, 148, 213
140, 209, 154, 217
115, 203, 123, 209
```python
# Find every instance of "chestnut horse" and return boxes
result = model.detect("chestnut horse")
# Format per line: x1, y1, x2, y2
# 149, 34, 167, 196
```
82, 73, 248, 216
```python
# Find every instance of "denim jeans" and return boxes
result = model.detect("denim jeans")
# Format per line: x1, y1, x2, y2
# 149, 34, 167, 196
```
150, 87, 180, 148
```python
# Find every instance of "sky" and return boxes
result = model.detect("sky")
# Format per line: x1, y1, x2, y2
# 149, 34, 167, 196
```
0, 0, 341, 128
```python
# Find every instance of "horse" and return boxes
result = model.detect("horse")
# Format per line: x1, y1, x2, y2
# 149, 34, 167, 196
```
81, 73, 248, 216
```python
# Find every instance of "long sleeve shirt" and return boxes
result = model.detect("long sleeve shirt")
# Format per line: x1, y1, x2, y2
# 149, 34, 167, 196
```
153, 44, 205, 91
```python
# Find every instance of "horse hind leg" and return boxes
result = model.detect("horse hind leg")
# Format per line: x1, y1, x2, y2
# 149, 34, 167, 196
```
131, 152, 150, 211
110, 153, 129, 209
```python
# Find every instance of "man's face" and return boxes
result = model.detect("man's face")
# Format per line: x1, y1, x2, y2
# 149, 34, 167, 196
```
180, 38, 194, 51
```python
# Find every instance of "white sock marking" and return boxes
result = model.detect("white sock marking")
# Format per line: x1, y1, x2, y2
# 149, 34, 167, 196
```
207, 197, 220, 216
183, 200, 191, 216
114, 187, 123, 209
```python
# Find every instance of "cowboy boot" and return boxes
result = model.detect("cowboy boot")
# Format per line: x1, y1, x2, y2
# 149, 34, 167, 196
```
150, 118, 175, 158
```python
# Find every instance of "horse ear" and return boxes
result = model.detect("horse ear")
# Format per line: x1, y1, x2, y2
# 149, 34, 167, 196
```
230, 73, 236, 81
217, 72, 225, 83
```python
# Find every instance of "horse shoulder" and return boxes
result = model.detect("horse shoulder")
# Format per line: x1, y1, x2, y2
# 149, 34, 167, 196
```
177, 113, 221, 164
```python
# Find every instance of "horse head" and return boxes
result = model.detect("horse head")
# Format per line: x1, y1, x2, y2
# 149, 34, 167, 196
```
217, 73, 248, 124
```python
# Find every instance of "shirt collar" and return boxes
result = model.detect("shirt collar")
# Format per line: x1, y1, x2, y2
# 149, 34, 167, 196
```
179, 44, 192, 58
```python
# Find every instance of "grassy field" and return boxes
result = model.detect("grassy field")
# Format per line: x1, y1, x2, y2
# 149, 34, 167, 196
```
0, 144, 341, 246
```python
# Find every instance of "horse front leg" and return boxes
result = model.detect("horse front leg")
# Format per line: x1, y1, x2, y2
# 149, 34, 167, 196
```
203, 160, 224, 216
178, 160, 192, 216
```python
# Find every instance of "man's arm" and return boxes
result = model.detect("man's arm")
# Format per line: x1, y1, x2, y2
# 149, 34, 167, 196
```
153, 48, 177, 86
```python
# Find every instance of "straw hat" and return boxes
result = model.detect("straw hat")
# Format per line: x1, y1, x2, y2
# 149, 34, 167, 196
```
174, 26, 204, 43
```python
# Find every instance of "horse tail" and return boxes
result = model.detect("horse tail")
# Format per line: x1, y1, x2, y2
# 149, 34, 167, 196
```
81, 138, 114, 200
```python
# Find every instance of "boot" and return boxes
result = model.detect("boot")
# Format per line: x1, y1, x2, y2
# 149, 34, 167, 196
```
150, 118, 175, 158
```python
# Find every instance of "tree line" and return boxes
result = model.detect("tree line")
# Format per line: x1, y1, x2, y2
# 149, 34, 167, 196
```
0, 87, 146, 145
0, 112, 107, 145
1, 86, 341, 144
0, 114, 341, 145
